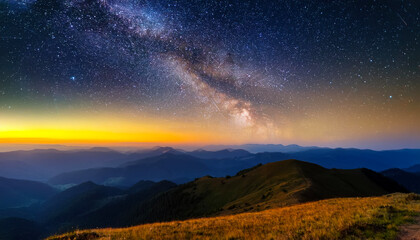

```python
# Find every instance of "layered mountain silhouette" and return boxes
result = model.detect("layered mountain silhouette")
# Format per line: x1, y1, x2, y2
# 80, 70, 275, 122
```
187, 149, 252, 159
0, 148, 133, 181
36, 159, 407, 233
203, 144, 321, 153
0, 147, 189, 181
40, 180, 177, 234
48, 148, 420, 187
40, 182, 124, 226
289, 148, 420, 171
0, 157, 407, 239
1, 147, 419, 184
0, 177, 57, 209
404, 164, 420, 173
381, 168, 420, 193
125, 159, 406, 224
0, 145, 417, 239
49, 153, 211, 186
73, 180, 177, 229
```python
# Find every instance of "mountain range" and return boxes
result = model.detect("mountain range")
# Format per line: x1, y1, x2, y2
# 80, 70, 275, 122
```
49, 153, 212, 186
46, 147, 420, 187
0, 145, 419, 239
1, 158, 408, 238
201, 144, 322, 153
0, 147, 192, 181
1, 146, 419, 185
123, 159, 406, 224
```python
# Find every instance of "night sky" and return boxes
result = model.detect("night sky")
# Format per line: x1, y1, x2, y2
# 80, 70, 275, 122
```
0, 0, 419, 149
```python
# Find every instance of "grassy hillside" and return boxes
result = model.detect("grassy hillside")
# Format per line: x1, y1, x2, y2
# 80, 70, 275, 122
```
129, 159, 406, 223
15, 159, 404, 236
6, 159, 406, 238
47, 193, 420, 240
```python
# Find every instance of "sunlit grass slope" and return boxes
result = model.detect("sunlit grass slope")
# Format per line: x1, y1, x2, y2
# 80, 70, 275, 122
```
48, 193, 420, 240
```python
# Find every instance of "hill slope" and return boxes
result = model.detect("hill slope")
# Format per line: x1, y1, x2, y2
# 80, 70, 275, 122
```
40, 182, 124, 226
75, 181, 177, 228
101, 159, 407, 225
0, 218, 44, 240
0, 177, 57, 209
47, 194, 420, 240
31, 180, 177, 234
381, 168, 420, 193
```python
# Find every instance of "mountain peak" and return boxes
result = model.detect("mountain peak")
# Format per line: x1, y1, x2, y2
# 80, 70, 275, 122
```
87, 147, 116, 152
152, 146, 175, 151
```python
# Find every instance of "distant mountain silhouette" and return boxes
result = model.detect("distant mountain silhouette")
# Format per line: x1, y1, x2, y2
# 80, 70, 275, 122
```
187, 149, 252, 159
38, 180, 176, 233
0, 177, 57, 209
120, 148, 188, 167
1, 146, 418, 183
381, 168, 420, 193
198, 146, 420, 171
0, 147, 187, 181
40, 181, 123, 226
75, 180, 177, 229
0, 149, 132, 181
48, 152, 296, 186
289, 148, 420, 171
48, 148, 420, 186
49, 153, 211, 186
202, 144, 321, 153
124, 147, 186, 163
403, 164, 420, 173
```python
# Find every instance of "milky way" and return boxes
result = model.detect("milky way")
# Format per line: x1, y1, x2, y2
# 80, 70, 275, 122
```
0, 0, 419, 148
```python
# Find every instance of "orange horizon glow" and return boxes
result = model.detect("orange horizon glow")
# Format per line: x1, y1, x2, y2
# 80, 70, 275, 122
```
0, 123, 220, 145
0, 110, 240, 146
0, 102, 419, 149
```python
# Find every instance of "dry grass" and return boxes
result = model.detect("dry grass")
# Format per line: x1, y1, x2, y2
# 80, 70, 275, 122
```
47, 193, 420, 240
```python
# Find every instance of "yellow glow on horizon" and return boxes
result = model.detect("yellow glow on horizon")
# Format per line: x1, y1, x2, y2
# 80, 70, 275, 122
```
0, 99, 418, 148
0, 111, 224, 145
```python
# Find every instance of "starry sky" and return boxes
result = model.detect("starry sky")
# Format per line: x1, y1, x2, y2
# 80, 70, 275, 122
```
0, 0, 419, 149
